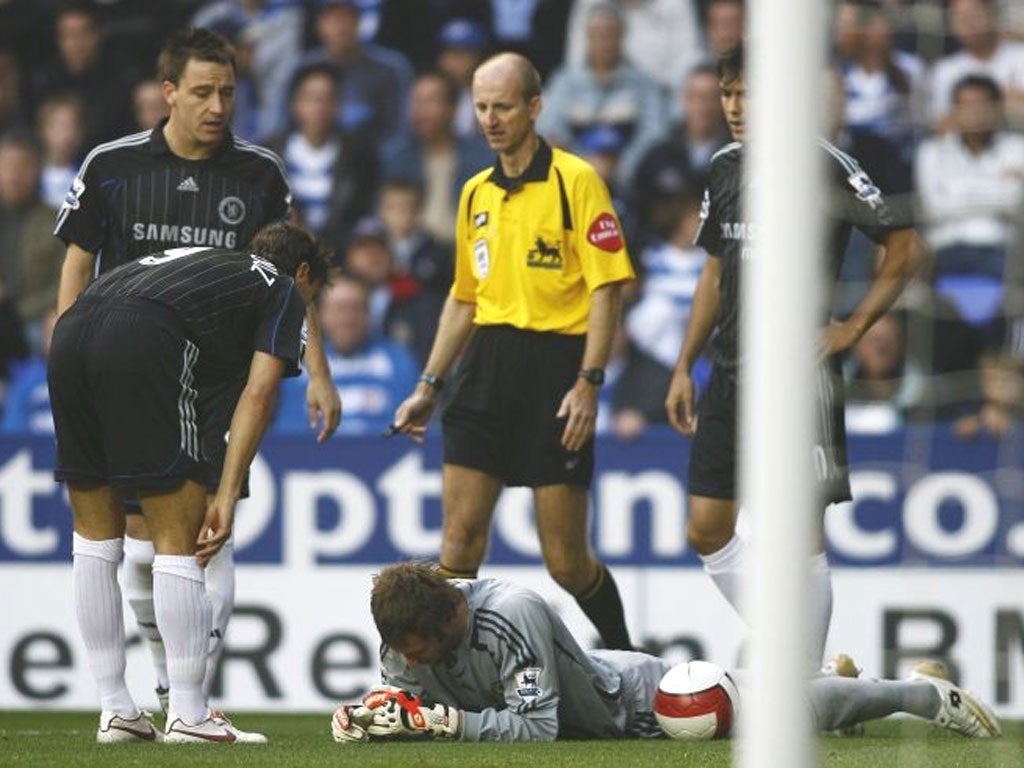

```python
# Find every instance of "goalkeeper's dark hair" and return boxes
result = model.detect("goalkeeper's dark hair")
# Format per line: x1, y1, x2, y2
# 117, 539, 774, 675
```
249, 223, 332, 284
371, 562, 463, 644
716, 43, 745, 85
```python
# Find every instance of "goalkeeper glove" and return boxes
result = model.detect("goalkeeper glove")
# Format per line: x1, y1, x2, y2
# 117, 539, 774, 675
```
330, 704, 373, 744
361, 684, 407, 711
366, 690, 463, 740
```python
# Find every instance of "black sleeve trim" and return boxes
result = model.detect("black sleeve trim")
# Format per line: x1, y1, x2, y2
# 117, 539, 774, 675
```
554, 169, 573, 231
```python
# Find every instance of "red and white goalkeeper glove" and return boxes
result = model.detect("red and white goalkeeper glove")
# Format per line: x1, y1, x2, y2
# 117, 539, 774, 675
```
330, 704, 374, 743
365, 689, 463, 740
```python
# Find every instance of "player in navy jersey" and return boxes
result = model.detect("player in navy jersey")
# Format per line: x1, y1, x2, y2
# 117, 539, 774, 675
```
664, 44, 922, 665
52, 27, 341, 712
49, 223, 331, 743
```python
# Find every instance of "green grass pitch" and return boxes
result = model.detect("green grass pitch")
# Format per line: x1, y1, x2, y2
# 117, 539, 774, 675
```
1, 712, 1021, 767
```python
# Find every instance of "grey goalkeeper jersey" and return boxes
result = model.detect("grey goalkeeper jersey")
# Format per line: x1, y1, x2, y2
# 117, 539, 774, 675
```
380, 579, 670, 741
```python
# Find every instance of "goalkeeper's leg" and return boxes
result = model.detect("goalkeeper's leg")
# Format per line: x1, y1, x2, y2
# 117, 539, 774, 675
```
810, 675, 939, 731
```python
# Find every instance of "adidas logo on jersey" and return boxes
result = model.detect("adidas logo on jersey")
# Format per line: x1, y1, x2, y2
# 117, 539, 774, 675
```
177, 176, 200, 193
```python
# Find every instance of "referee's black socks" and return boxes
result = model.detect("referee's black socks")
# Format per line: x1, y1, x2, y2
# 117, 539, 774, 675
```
575, 563, 633, 651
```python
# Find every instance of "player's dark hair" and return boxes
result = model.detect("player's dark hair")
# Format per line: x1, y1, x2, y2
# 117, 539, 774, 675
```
157, 27, 235, 85
371, 562, 463, 645
716, 43, 745, 84
250, 223, 332, 285
953, 73, 1003, 104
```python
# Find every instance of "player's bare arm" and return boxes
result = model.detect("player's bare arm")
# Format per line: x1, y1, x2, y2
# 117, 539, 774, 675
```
558, 281, 623, 452
818, 227, 922, 359
56, 243, 97, 316
392, 295, 477, 442
667, 255, 722, 436
302, 305, 342, 443
200, 351, 285, 566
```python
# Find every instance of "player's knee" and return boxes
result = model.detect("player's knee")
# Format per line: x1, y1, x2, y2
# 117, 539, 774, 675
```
546, 557, 593, 595
442, 521, 488, 562
686, 520, 733, 556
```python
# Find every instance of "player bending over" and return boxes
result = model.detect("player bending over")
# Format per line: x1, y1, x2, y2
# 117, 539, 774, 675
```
329, 563, 1000, 742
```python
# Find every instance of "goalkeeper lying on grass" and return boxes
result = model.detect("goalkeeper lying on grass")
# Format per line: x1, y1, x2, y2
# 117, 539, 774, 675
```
331, 562, 1000, 743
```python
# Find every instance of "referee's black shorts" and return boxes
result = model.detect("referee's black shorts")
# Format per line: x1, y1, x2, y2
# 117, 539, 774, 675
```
49, 296, 206, 495
687, 362, 852, 505
442, 324, 594, 488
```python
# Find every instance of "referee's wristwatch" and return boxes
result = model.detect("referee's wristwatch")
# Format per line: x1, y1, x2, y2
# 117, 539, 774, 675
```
578, 368, 605, 387
418, 373, 444, 393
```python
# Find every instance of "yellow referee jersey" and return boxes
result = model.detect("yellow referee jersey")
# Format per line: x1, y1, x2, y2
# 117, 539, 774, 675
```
451, 140, 635, 334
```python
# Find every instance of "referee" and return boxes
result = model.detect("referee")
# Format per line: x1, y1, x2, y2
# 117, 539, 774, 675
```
52, 27, 341, 712
665, 44, 921, 664
393, 53, 635, 651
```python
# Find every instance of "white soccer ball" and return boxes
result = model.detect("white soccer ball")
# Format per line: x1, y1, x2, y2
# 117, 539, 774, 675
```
654, 660, 739, 740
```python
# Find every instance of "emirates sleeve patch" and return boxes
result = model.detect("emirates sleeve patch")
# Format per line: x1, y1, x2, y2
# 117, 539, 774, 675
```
587, 212, 623, 252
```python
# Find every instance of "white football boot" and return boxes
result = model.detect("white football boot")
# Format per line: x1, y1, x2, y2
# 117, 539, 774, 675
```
96, 710, 162, 743
164, 709, 268, 744
910, 662, 1001, 738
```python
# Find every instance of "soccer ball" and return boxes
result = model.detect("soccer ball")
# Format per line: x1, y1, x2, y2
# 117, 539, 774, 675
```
654, 660, 739, 740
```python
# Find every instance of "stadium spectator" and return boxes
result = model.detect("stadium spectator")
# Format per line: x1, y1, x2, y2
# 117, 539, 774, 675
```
842, 312, 926, 434
329, 563, 1002, 743
36, 93, 86, 210
53, 27, 341, 721
30, 1, 135, 148
564, 0, 705, 94
665, 44, 921, 666
130, 78, 168, 131
931, 0, 1024, 130
383, 71, 492, 244
836, 0, 927, 195
539, 3, 667, 188
1, 309, 56, 435
623, 186, 710, 428
0, 50, 29, 136
703, 0, 745, 59
916, 74, 1024, 433
343, 216, 394, 332
378, 178, 451, 365
291, 0, 413, 155
274, 272, 418, 436
49, 223, 327, 743
269, 63, 378, 246
631, 64, 729, 240
392, 53, 636, 652
0, 131, 64, 340
192, 0, 305, 142
436, 18, 489, 140
372, 0, 490, 74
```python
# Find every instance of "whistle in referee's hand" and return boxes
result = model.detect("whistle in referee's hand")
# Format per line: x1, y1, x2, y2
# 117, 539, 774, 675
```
380, 424, 400, 438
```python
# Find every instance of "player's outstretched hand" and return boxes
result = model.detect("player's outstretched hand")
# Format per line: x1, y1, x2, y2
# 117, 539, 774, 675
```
391, 390, 438, 444
365, 690, 462, 740
557, 379, 597, 452
330, 704, 374, 743
306, 374, 342, 444
196, 493, 235, 567
665, 368, 696, 436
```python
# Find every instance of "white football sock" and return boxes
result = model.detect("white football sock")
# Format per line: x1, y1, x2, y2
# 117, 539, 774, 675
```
153, 554, 210, 725
699, 533, 748, 621
202, 537, 236, 697
72, 533, 138, 717
122, 535, 169, 690
809, 552, 833, 666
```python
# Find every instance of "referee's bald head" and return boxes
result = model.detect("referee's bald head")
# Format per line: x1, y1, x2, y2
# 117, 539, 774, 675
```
474, 52, 542, 103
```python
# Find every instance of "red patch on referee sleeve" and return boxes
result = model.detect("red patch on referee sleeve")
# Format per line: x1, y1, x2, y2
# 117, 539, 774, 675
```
586, 212, 623, 252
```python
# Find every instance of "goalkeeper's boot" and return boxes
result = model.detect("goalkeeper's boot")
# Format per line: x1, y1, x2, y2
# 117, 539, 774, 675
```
910, 662, 1001, 738
823, 653, 864, 737
96, 709, 162, 743
164, 709, 268, 744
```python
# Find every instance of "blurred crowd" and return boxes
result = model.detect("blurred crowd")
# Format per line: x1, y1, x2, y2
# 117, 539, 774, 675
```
0, 0, 1022, 440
